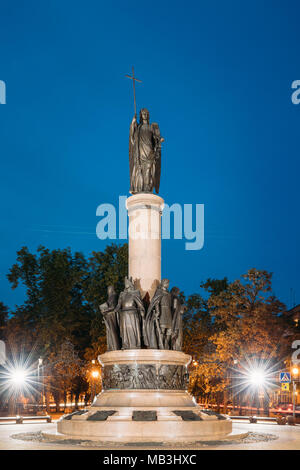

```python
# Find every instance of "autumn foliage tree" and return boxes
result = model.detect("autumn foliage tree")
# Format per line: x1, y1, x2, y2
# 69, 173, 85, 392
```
3, 243, 128, 408
1, 243, 291, 411
185, 270, 287, 405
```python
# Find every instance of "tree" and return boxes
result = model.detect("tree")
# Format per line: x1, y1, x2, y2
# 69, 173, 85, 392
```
6, 246, 92, 357
84, 243, 128, 346
200, 278, 228, 296
184, 270, 287, 408
4, 243, 129, 407
183, 278, 229, 361
0, 302, 8, 339
47, 340, 86, 412
210, 269, 286, 362
183, 294, 212, 358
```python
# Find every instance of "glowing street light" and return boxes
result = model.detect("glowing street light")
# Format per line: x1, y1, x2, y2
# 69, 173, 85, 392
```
90, 367, 100, 402
231, 358, 279, 416
9, 368, 29, 387
5, 366, 31, 415
247, 369, 266, 387
0, 351, 45, 417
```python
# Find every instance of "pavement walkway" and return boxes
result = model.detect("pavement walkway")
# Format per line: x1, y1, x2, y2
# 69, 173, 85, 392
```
1, 420, 300, 450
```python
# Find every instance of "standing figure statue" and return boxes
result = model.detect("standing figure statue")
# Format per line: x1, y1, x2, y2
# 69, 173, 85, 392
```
144, 279, 173, 350
170, 287, 185, 351
114, 277, 145, 349
129, 108, 164, 194
99, 285, 120, 351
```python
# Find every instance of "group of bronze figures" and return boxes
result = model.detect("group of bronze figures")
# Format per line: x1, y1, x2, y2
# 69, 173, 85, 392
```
99, 277, 185, 352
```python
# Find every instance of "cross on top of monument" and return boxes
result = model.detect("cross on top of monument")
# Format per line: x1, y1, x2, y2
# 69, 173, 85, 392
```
125, 66, 142, 116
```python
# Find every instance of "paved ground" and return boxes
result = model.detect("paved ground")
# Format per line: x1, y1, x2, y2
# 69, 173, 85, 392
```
1, 420, 300, 450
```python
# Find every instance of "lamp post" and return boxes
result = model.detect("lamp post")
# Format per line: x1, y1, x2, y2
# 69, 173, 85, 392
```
9, 367, 28, 415
233, 359, 239, 413
247, 368, 266, 416
91, 370, 100, 403
37, 357, 43, 411
292, 366, 299, 418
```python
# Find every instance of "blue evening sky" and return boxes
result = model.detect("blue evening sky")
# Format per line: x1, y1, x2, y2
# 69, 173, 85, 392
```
0, 0, 299, 310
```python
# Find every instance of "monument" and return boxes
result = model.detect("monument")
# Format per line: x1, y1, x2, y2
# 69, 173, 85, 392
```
57, 70, 232, 442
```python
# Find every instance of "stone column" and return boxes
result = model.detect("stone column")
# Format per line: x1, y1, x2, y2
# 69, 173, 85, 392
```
126, 193, 164, 299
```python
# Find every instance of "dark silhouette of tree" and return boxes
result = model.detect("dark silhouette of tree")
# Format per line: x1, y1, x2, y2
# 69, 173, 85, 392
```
4, 243, 128, 408
0, 302, 8, 339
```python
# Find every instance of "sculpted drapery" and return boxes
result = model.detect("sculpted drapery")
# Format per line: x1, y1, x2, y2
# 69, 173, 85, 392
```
129, 108, 163, 194
114, 277, 145, 350
100, 280, 184, 352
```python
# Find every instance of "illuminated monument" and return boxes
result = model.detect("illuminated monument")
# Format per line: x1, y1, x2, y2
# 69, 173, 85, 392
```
57, 69, 232, 443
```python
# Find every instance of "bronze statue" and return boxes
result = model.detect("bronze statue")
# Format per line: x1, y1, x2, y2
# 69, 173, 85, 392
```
129, 108, 164, 194
170, 287, 185, 351
114, 277, 145, 349
144, 279, 173, 350
99, 286, 120, 351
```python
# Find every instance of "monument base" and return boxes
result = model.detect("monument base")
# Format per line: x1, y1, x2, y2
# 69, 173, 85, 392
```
57, 350, 232, 442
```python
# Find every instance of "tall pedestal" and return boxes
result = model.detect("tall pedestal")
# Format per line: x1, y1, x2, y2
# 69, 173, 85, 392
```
56, 195, 234, 443
57, 350, 232, 442
126, 193, 164, 299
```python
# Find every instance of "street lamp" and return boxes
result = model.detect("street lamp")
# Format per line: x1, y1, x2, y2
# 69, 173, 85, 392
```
10, 368, 27, 386
91, 370, 99, 379
91, 369, 100, 403
292, 366, 299, 418
7, 367, 29, 415
37, 358, 44, 411
248, 368, 266, 415
248, 369, 266, 387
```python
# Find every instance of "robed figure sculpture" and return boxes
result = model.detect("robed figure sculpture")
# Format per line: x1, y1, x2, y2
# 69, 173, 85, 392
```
129, 108, 164, 194
143, 279, 173, 350
114, 277, 145, 349
99, 285, 120, 351
171, 287, 185, 351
